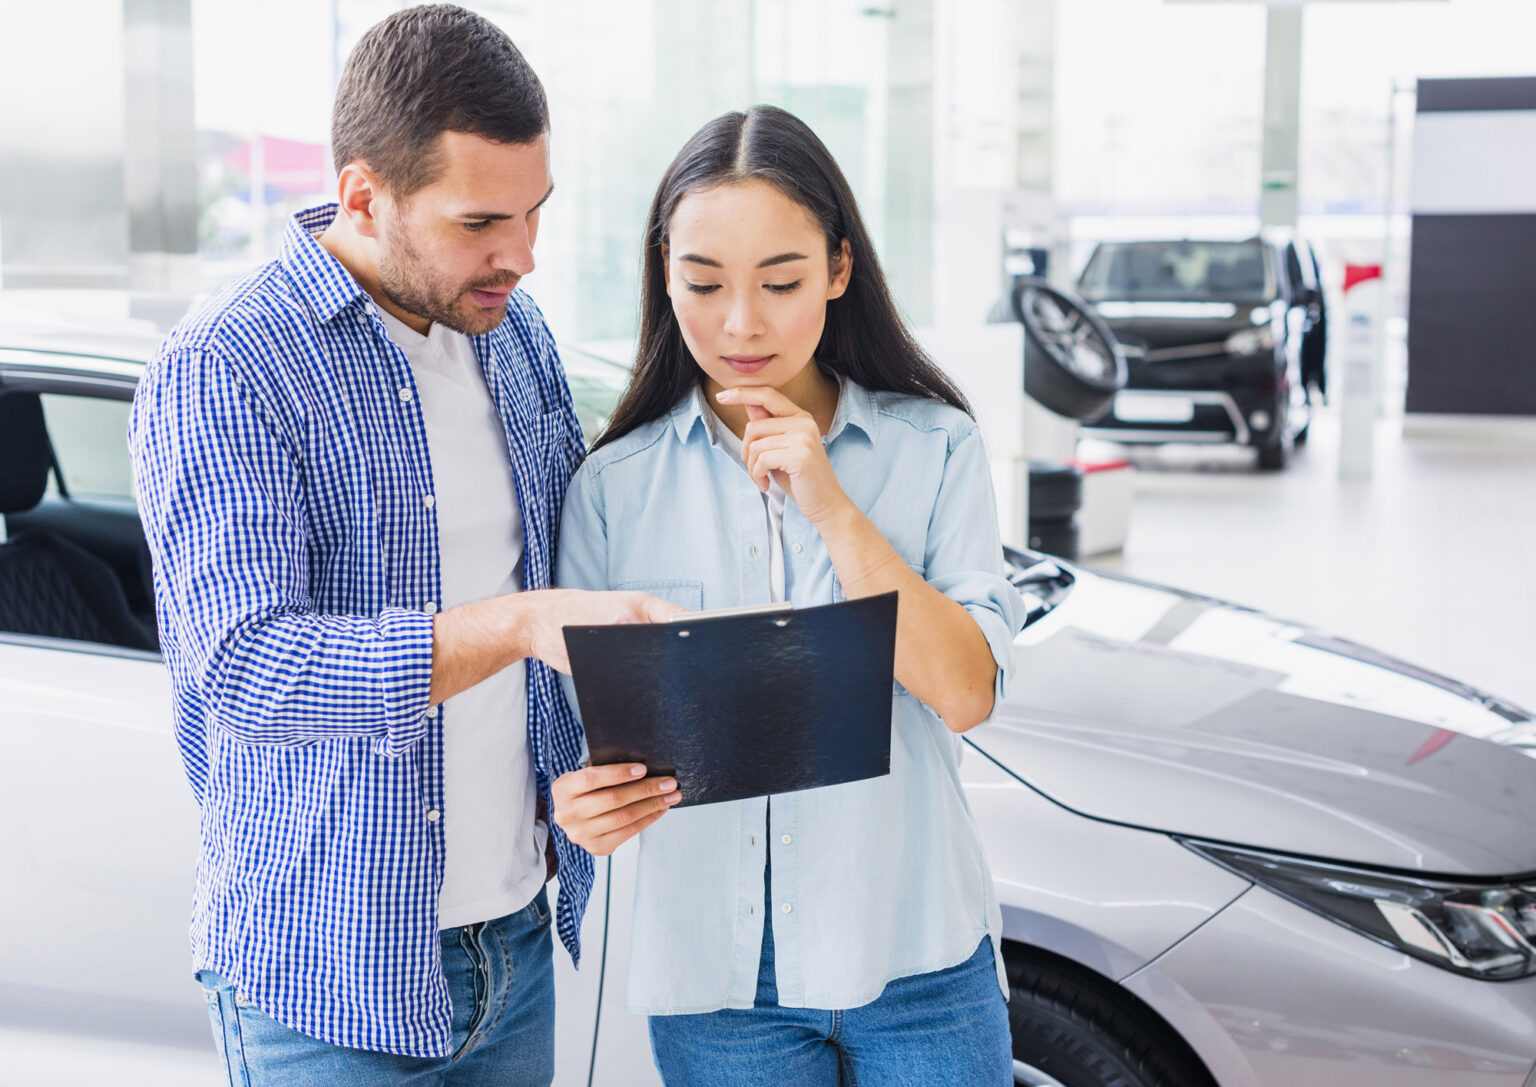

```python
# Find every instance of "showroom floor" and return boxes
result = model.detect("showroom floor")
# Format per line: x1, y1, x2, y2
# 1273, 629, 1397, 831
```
1081, 407, 1536, 714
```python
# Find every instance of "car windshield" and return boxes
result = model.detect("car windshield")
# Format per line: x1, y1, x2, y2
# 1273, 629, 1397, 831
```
1079, 240, 1275, 303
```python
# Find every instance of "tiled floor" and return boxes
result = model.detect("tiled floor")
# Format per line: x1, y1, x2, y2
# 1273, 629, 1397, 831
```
1080, 407, 1536, 714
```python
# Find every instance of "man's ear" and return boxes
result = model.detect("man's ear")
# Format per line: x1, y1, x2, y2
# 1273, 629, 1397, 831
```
827, 237, 853, 301
336, 162, 384, 240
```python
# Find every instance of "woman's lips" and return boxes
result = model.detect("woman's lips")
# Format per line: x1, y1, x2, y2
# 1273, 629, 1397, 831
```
724, 354, 774, 374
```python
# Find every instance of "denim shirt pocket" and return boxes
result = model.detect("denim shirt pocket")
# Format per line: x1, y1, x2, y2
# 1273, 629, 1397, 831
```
615, 578, 704, 612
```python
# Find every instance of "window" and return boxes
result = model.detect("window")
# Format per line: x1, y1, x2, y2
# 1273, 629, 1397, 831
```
40, 394, 135, 503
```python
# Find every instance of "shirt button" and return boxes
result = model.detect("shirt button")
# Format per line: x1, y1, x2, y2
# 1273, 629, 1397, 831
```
751, 545, 760, 559
425, 706, 439, 720
426, 809, 441, 823
781, 834, 792, 845
423, 494, 436, 510
398, 387, 414, 403
792, 543, 803, 554
781, 903, 792, 914
423, 601, 438, 614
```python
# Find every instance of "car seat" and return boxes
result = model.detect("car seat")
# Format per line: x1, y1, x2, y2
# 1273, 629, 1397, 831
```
0, 392, 158, 651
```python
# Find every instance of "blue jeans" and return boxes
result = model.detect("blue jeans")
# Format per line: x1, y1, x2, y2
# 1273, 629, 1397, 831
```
647, 878, 1011, 1086
198, 888, 555, 1087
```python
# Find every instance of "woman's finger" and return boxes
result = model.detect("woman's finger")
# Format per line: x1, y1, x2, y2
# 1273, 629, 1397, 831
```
587, 806, 670, 855
745, 435, 794, 484
587, 788, 681, 838
717, 385, 804, 418
749, 447, 798, 492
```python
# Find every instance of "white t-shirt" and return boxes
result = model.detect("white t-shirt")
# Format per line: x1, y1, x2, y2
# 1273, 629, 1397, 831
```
709, 410, 787, 604
379, 309, 547, 930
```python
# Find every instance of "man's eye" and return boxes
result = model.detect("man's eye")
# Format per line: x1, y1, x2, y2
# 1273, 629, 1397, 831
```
685, 282, 720, 295
463, 221, 490, 233
766, 281, 802, 294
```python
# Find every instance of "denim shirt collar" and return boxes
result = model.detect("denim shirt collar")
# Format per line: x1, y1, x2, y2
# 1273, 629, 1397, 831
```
667, 370, 879, 447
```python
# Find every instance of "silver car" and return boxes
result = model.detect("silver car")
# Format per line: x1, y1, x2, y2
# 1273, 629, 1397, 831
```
3, 319, 1536, 1087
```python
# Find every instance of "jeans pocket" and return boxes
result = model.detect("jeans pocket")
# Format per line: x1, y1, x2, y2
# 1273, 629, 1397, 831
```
526, 887, 552, 927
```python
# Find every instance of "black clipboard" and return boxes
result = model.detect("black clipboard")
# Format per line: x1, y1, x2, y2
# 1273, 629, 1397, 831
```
563, 592, 898, 807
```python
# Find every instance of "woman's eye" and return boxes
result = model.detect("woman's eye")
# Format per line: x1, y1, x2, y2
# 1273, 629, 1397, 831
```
684, 282, 720, 295
766, 281, 802, 294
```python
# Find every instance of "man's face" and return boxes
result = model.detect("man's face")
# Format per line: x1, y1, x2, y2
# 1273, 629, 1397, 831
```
374, 131, 553, 336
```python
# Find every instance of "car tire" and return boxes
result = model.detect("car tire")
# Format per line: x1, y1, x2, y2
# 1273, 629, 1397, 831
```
1008, 954, 1214, 1087
1029, 461, 1084, 522
1012, 279, 1127, 421
1027, 516, 1079, 561
1256, 432, 1291, 471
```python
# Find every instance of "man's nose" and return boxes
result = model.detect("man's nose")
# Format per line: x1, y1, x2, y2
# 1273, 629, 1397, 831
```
492, 224, 536, 277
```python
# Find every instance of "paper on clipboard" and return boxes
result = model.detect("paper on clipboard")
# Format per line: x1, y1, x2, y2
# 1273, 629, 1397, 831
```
563, 592, 898, 807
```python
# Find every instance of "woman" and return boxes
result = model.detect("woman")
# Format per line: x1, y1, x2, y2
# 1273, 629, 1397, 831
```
551, 105, 1023, 1085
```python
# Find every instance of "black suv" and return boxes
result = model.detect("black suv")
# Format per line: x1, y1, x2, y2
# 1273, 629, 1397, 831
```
1076, 232, 1327, 470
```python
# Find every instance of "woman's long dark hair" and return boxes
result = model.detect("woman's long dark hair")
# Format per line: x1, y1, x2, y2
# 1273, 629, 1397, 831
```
591, 105, 971, 453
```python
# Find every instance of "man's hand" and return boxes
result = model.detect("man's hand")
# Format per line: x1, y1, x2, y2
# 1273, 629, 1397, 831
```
521, 588, 684, 675
430, 588, 683, 706
551, 763, 681, 855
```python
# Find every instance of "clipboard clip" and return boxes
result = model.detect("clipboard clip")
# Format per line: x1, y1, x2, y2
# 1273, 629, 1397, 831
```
667, 600, 793, 638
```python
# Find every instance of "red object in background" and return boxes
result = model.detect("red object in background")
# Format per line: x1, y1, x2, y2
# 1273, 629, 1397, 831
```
1343, 263, 1383, 293
1067, 458, 1130, 474
225, 135, 329, 196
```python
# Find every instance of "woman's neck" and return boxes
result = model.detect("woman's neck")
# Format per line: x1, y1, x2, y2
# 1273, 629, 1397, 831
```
705, 361, 841, 439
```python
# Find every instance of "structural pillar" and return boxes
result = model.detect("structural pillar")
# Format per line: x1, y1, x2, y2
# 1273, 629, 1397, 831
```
1259, 6, 1302, 228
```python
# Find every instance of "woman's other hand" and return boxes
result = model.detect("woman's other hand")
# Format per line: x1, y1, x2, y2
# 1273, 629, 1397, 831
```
718, 386, 852, 524
551, 764, 681, 855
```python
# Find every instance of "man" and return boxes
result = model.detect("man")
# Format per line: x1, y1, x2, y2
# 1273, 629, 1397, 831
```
129, 6, 681, 1083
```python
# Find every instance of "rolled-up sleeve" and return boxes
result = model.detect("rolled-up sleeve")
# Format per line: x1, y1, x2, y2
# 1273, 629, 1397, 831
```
552, 460, 609, 755
129, 347, 434, 753
922, 425, 1027, 704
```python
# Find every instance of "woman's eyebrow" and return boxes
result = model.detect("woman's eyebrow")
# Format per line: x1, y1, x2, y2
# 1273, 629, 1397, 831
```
677, 252, 808, 268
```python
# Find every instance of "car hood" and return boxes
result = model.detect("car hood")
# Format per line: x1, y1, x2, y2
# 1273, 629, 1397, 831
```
973, 566, 1536, 877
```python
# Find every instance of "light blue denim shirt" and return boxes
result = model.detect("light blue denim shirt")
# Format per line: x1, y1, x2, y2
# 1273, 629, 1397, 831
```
556, 377, 1026, 1014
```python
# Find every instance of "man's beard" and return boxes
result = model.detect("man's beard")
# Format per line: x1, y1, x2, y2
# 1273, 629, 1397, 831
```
375, 224, 518, 336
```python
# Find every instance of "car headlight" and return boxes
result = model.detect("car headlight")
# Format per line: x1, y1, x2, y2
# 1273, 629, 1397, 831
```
1182, 840, 1536, 980
1223, 325, 1276, 357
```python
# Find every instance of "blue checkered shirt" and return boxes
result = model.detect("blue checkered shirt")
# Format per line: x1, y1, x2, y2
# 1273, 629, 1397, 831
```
127, 204, 592, 1057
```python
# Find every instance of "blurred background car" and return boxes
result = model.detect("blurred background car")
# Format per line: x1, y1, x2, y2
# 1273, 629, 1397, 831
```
1074, 233, 1327, 470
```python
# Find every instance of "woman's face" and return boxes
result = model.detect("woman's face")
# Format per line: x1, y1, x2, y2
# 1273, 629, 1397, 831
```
664, 178, 851, 394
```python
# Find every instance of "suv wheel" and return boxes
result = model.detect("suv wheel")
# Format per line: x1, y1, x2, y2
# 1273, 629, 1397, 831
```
1008, 955, 1214, 1087
1256, 431, 1291, 471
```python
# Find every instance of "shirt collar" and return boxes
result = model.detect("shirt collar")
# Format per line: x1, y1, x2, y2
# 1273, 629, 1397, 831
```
667, 372, 879, 447
280, 204, 371, 324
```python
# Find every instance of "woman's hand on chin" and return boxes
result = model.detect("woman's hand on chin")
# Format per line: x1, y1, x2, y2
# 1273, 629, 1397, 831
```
718, 386, 853, 525
551, 763, 681, 855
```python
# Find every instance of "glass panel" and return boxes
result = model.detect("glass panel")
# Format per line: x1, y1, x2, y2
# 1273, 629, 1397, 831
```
39, 395, 135, 502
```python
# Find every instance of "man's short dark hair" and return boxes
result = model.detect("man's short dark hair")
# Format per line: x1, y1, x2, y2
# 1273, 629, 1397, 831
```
332, 4, 549, 196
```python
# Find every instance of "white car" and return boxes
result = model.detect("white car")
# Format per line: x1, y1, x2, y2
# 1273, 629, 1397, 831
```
4, 320, 1536, 1087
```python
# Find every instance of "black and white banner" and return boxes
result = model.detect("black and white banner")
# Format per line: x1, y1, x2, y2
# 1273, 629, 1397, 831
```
1408, 77, 1536, 416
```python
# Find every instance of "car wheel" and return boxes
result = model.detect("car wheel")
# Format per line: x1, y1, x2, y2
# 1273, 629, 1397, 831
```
1012, 279, 1127, 421
1029, 461, 1084, 522
1027, 516, 1079, 561
1256, 432, 1291, 471
1008, 955, 1214, 1087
